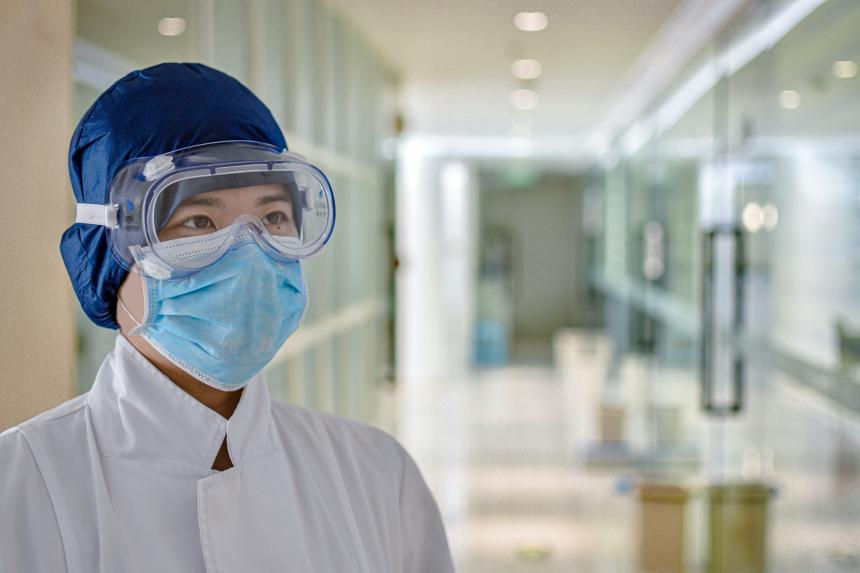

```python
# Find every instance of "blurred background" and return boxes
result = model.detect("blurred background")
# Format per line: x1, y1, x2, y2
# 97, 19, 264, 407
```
2, 0, 860, 571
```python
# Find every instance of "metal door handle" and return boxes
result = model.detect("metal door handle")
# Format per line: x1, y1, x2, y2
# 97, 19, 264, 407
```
700, 226, 745, 415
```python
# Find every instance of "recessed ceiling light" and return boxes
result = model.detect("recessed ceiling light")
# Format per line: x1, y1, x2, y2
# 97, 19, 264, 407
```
511, 59, 542, 80
512, 111, 534, 130
779, 89, 801, 110
510, 89, 539, 110
514, 12, 548, 32
832, 60, 858, 79
158, 17, 187, 37
510, 137, 532, 158
510, 123, 532, 138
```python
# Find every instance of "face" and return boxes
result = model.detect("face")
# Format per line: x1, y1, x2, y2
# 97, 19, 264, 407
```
157, 183, 299, 241
117, 183, 305, 393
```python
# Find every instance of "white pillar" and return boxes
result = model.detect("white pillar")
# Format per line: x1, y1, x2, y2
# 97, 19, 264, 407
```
395, 142, 478, 385
395, 140, 478, 457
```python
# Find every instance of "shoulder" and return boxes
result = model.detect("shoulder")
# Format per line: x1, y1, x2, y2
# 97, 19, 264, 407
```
270, 399, 410, 475
0, 426, 37, 472
0, 403, 78, 572
0, 393, 91, 494
270, 399, 406, 457
268, 401, 454, 571
1, 393, 89, 457
1, 393, 89, 452
0, 425, 46, 504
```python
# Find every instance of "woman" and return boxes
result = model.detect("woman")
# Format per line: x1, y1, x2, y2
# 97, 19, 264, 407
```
0, 62, 455, 572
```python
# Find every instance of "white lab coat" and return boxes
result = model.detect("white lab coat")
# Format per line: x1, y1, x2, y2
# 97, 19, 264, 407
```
0, 334, 455, 572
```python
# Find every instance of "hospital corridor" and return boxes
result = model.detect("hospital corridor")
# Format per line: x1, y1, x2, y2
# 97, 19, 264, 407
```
2, 0, 860, 571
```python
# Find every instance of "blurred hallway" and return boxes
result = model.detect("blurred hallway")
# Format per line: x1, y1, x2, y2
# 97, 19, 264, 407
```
398, 333, 860, 572
400, 360, 634, 572
2, 0, 860, 571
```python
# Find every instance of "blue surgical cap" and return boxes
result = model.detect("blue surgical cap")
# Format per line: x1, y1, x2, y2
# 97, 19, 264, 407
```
60, 62, 287, 329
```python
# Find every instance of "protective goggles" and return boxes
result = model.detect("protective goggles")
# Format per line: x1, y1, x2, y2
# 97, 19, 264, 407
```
75, 140, 335, 279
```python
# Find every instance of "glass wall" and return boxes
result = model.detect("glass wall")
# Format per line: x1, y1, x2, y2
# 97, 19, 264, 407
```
73, 0, 397, 427
591, 0, 860, 569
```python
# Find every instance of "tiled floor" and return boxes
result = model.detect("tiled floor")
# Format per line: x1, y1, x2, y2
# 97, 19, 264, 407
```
394, 333, 860, 572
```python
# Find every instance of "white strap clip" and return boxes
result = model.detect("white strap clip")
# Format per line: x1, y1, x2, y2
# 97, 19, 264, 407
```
143, 154, 174, 180
76, 203, 119, 228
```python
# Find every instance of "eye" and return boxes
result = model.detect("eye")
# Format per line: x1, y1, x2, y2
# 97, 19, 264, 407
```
180, 215, 215, 230
263, 211, 290, 226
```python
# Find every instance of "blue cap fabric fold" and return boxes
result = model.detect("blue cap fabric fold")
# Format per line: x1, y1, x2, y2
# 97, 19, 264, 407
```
61, 62, 287, 329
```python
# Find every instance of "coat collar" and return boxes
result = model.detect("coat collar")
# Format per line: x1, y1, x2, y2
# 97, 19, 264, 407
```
87, 334, 277, 470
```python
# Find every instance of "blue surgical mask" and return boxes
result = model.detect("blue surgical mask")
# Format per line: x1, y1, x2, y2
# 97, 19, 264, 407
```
120, 241, 307, 390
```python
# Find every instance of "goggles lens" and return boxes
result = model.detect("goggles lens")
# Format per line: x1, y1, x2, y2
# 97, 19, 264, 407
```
155, 176, 303, 240
104, 141, 335, 279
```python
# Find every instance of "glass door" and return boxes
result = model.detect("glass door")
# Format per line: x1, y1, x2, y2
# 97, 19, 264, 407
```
606, 1, 860, 571
702, 1, 860, 570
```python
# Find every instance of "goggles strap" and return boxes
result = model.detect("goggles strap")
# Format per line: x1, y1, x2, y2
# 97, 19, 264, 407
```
76, 203, 119, 228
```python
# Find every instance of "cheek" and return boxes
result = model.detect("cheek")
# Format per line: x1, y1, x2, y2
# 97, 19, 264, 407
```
117, 269, 147, 324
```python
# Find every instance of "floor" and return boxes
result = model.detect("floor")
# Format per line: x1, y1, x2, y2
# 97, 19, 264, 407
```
393, 332, 860, 572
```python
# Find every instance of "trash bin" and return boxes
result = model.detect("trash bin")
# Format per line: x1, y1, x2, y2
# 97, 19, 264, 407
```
654, 405, 683, 446
599, 404, 626, 443
707, 483, 770, 573
637, 482, 689, 572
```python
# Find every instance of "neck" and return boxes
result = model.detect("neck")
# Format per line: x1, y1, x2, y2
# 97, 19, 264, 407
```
121, 333, 243, 419
168, 367, 244, 420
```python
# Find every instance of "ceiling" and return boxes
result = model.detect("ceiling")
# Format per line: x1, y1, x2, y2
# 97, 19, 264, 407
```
332, 0, 685, 140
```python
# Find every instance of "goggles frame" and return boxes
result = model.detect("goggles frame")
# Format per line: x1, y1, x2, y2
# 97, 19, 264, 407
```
74, 140, 336, 279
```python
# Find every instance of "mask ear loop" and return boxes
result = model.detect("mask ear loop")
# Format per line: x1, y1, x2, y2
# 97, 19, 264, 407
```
116, 273, 150, 337
117, 295, 147, 337
298, 259, 310, 323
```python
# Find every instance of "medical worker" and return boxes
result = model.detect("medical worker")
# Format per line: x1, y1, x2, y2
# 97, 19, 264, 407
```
0, 63, 456, 572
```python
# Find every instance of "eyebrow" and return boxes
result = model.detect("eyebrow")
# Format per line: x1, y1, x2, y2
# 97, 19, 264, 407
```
175, 190, 293, 211
178, 196, 226, 208
255, 191, 293, 207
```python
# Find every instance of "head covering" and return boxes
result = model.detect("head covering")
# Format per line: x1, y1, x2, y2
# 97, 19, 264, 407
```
60, 62, 287, 329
